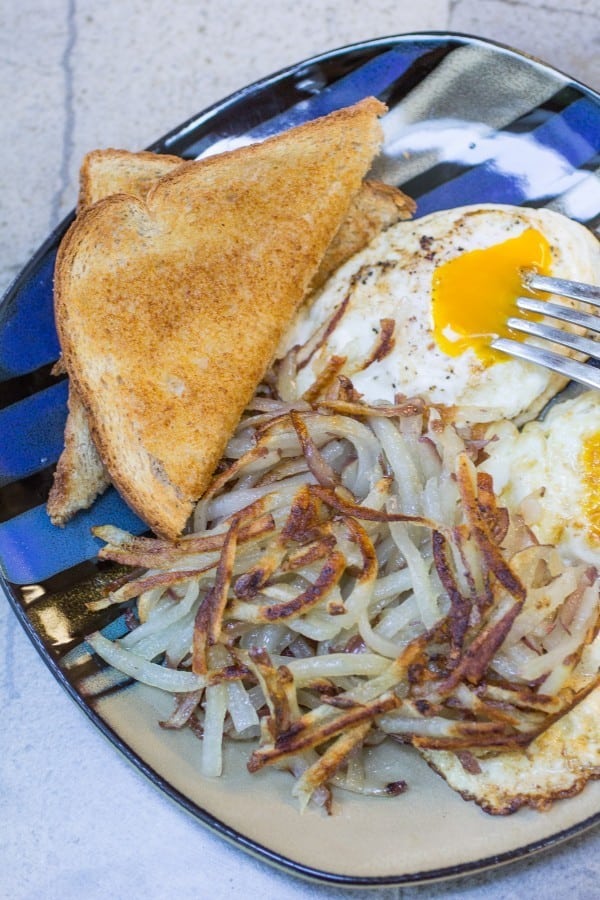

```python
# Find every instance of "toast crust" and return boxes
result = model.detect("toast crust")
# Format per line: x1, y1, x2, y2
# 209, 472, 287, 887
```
46, 386, 110, 524
55, 98, 385, 537
78, 148, 183, 210
49, 150, 184, 524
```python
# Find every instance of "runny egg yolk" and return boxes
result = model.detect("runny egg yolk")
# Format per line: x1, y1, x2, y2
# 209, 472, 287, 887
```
431, 227, 553, 365
581, 431, 600, 541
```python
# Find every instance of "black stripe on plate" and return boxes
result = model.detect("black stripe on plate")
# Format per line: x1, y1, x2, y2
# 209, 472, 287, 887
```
520, 195, 566, 210
579, 151, 600, 173
502, 85, 583, 134
0, 362, 63, 411
520, 150, 600, 212
0, 466, 57, 522
399, 162, 472, 200
162, 43, 389, 159
86, 677, 136, 705
11, 558, 135, 653
584, 212, 600, 233
376, 43, 457, 109
13, 562, 140, 702
13, 555, 134, 605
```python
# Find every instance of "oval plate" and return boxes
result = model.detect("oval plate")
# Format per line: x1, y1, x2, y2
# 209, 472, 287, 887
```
2, 32, 600, 888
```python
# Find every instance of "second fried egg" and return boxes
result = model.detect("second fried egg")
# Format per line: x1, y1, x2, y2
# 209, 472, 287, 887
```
481, 390, 600, 566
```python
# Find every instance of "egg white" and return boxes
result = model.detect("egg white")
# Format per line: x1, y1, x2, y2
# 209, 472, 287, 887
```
481, 390, 600, 565
279, 203, 600, 425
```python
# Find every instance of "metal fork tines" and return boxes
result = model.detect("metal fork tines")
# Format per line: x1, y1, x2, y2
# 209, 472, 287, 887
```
491, 273, 600, 391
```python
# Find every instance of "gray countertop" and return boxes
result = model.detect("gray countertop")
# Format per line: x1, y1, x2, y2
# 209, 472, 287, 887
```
2, 3, 600, 898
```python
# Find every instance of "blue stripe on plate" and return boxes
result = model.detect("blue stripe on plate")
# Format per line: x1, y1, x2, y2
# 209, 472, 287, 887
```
534, 97, 600, 165
101, 614, 131, 641
0, 248, 59, 380
415, 97, 600, 216
0, 381, 68, 485
0, 489, 145, 584
246, 45, 438, 138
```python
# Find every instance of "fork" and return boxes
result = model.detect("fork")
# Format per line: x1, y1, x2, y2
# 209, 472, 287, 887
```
491, 273, 600, 390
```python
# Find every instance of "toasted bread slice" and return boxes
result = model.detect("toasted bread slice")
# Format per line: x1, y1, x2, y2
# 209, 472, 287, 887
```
78, 148, 183, 210
48, 148, 414, 527
54, 98, 386, 538
310, 179, 415, 291
49, 151, 183, 525
79, 149, 415, 287
47, 387, 110, 524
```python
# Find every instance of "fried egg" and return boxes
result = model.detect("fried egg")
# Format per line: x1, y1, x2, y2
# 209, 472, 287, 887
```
422, 681, 600, 814
481, 390, 600, 566
280, 204, 600, 424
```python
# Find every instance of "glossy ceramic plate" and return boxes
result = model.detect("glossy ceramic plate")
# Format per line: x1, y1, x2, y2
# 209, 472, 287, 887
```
2, 32, 600, 887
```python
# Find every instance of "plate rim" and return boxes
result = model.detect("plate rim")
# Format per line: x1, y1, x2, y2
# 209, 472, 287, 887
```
3, 29, 600, 887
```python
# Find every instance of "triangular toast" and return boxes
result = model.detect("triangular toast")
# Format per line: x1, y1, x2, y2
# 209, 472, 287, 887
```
48, 147, 414, 526
48, 150, 183, 525
51, 107, 412, 530
78, 148, 183, 210
54, 98, 386, 538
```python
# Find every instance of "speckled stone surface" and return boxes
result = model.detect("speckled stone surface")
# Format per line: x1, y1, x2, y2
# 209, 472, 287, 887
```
3, 3, 600, 898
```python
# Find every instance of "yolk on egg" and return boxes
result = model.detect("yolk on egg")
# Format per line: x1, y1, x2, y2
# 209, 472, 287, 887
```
431, 227, 553, 364
581, 431, 600, 541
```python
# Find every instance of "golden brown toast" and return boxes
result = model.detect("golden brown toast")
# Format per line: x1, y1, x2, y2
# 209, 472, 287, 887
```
78, 148, 183, 210
48, 148, 414, 527
49, 151, 183, 525
54, 98, 386, 538
79, 149, 415, 288
311, 179, 415, 291
47, 387, 110, 524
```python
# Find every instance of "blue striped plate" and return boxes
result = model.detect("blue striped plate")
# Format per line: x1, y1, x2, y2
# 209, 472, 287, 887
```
2, 32, 600, 887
